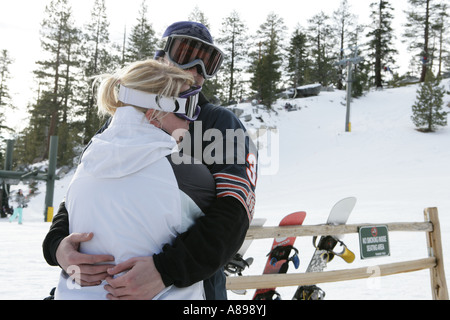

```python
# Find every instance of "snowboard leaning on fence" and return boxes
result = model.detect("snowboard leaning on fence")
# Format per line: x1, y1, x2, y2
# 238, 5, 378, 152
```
292, 197, 357, 300
252, 211, 307, 300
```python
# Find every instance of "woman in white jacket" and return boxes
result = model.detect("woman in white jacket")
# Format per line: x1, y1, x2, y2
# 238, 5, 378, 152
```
55, 59, 215, 300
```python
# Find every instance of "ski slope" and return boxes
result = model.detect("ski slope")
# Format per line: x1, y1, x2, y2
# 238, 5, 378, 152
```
1, 80, 449, 300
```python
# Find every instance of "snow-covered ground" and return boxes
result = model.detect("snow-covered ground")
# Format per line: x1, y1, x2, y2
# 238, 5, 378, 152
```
1, 80, 449, 300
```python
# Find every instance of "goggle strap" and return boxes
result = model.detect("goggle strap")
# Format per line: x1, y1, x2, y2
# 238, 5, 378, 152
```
118, 85, 187, 114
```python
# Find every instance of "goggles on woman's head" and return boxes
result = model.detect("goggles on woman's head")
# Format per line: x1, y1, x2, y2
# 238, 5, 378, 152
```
118, 85, 202, 122
163, 35, 224, 79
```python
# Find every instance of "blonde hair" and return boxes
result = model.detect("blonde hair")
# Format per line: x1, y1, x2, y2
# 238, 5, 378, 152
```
94, 59, 194, 117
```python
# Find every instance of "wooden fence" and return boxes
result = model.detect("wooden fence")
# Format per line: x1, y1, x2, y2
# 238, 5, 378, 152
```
226, 207, 448, 300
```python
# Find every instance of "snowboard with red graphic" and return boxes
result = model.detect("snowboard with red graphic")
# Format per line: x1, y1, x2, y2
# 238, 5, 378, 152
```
252, 211, 306, 300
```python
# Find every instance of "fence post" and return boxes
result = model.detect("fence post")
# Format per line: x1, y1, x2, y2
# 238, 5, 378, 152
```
424, 207, 449, 300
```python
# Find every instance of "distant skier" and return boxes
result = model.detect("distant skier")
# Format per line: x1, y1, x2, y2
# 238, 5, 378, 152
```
9, 189, 26, 224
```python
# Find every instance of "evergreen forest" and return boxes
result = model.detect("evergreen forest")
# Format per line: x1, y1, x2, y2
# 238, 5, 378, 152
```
0, 0, 449, 168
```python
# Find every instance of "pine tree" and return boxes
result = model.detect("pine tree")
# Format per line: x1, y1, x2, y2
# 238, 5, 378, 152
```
58, 24, 82, 165
287, 26, 311, 88
411, 70, 447, 132
403, 0, 441, 82
217, 11, 248, 104
333, 0, 358, 90
367, 0, 398, 88
20, 93, 54, 163
0, 49, 14, 138
250, 13, 286, 108
76, 0, 116, 144
188, 6, 211, 29
307, 12, 336, 87
126, 0, 156, 63
31, 0, 80, 161
433, 2, 450, 77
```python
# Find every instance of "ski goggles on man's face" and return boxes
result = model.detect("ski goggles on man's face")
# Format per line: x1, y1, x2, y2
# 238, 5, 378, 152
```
175, 85, 202, 121
164, 35, 224, 79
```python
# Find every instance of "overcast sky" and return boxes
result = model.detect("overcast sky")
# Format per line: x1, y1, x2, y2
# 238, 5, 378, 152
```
1, 0, 410, 132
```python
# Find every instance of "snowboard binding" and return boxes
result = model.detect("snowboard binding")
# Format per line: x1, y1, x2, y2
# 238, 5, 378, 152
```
313, 235, 355, 264
293, 285, 326, 300
267, 245, 300, 273
225, 253, 254, 276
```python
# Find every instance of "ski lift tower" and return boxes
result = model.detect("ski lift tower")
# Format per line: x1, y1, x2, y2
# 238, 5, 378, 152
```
336, 47, 363, 132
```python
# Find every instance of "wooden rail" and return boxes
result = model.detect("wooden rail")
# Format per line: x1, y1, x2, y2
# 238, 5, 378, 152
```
227, 258, 436, 290
226, 207, 448, 300
244, 221, 433, 240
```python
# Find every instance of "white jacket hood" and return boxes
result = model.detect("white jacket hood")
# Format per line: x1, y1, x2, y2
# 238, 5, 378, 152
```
81, 107, 177, 178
